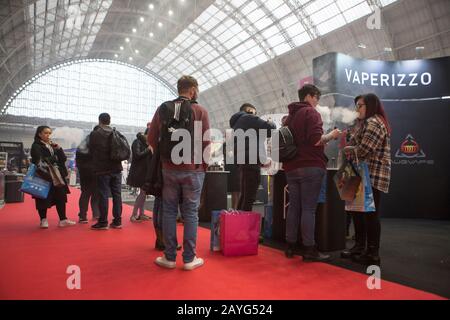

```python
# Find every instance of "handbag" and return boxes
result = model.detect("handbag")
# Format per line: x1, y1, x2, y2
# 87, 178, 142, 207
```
343, 150, 376, 212
48, 164, 66, 187
344, 161, 376, 212
35, 160, 52, 182
334, 155, 362, 201
20, 164, 51, 199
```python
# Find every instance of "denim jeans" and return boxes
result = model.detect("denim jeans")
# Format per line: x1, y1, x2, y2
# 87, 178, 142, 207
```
97, 172, 122, 225
162, 170, 205, 263
286, 167, 326, 247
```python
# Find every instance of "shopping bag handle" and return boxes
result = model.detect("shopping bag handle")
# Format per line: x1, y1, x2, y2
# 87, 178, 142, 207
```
347, 159, 361, 177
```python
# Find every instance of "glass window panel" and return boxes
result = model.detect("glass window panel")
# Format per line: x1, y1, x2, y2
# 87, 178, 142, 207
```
7, 61, 176, 127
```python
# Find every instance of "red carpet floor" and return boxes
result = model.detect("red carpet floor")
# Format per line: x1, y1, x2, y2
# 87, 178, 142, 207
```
0, 188, 445, 300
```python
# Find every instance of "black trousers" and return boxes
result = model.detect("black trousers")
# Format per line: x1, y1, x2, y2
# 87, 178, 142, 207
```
348, 188, 382, 250
78, 169, 100, 219
38, 202, 66, 220
237, 165, 261, 211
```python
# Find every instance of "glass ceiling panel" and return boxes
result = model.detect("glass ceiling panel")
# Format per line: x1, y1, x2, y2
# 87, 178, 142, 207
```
147, 0, 398, 91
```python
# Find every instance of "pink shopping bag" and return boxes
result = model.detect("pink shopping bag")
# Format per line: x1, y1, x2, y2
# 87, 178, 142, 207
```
220, 210, 261, 256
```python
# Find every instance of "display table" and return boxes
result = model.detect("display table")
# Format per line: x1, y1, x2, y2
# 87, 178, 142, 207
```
271, 169, 346, 252
198, 171, 229, 222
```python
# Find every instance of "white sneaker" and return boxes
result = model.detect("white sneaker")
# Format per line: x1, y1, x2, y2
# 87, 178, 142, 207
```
40, 219, 49, 229
183, 257, 204, 271
155, 256, 176, 269
59, 219, 76, 227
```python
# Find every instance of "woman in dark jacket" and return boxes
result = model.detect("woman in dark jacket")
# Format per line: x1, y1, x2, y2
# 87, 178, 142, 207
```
30, 126, 76, 229
127, 130, 152, 222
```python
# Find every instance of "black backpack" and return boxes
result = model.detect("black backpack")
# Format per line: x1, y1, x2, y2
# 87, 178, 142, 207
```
273, 126, 297, 162
159, 98, 194, 162
110, 128, 131, 161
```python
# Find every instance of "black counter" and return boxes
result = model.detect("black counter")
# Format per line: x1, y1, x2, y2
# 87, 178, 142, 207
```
271, 169, 346, 252
198, 171, 229, 223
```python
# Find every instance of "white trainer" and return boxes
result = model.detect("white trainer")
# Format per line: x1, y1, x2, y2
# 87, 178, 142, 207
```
155, 256, 176, 269
40, 219, 49, 229
183, 257, 204, 271
58, 219, 76, 227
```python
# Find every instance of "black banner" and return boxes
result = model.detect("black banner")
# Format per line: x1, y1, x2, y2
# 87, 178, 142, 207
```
314, 52, 450, 99
313, 53, 450, 219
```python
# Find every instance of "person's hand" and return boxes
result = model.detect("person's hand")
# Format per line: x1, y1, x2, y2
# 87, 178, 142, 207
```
261, 158, 272, 168
330, 128, 342, 140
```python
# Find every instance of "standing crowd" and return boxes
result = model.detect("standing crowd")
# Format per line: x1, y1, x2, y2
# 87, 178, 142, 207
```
29, 76, 391, 270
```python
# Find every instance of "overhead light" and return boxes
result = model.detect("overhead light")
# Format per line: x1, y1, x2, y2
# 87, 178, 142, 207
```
120, 46, 124, 50
416, 46, 425, 51
132, 28, 137, 33
358, 43, 367, 49
129, 57, 133, 61
125, 37, 130, 43
135, 49, 139, 54
149, 32, 154, 37
158, 22, 163, 28
168, 10, 173, 16
149, 3, 154, 10
114, 54, 118, 58
140, 17, 145, 23
442, 96, 450, 100
384, 47, 393, 52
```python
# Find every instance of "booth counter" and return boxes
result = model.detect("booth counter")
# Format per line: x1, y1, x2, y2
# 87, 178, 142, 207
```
270, 169, 346, 252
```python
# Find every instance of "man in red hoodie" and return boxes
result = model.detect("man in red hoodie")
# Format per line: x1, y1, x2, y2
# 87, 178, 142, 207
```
147, 76, 210, 271
283, 84, 340, 262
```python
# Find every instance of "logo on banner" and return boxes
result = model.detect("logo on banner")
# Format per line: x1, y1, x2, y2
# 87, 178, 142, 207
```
394, 134, 434, 165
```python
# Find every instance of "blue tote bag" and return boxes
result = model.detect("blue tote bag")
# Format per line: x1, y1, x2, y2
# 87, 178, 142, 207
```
20, 164, 51, 199
344, 161, 375, 212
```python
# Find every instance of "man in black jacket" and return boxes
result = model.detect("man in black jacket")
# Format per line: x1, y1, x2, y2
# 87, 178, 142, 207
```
76, 128, 100, 224
229, 103, 276, 211
89, 113, 124, 230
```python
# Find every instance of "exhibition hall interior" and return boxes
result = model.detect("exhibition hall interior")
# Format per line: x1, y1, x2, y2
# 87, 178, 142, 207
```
0, 0, 449, 301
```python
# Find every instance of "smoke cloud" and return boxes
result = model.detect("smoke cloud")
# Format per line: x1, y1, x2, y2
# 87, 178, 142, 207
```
51, 127, 85, 149
317, 105, 359, 131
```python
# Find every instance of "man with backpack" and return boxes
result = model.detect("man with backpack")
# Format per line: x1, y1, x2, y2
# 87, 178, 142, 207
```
89, 113, 129, 230
283, 84, 341, 262
147, 75, 210, 271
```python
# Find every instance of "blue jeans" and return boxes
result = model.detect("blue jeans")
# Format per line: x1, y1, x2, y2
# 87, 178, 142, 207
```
286, 167, 326, 247
162, 170, 205, 263
97, 172, 122, 225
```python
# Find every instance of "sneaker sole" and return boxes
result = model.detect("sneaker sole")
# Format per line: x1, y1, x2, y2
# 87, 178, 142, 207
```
183, 261, 204, 271
154, 261, 176, 269
110, 226, 122, 229
59, 224, 76, 227
91, 227, 109, 230
79, 221, 89, 224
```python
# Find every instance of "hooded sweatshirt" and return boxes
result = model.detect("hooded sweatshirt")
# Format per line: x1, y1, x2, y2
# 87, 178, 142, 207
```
283, 101, 328, 171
